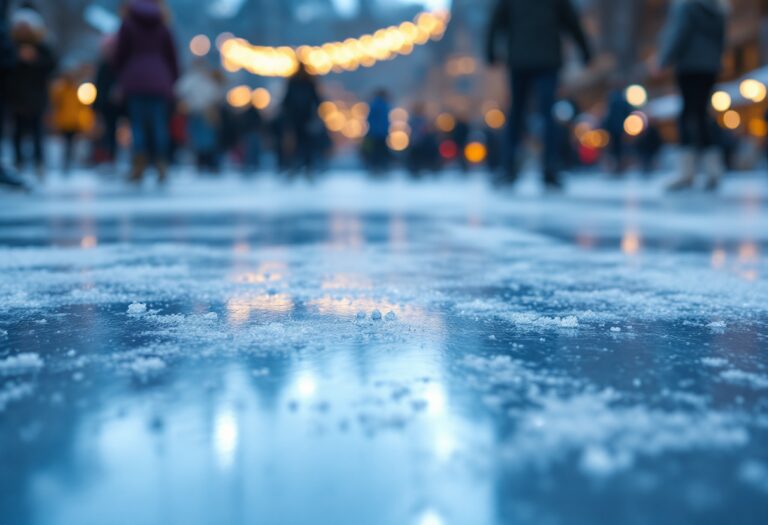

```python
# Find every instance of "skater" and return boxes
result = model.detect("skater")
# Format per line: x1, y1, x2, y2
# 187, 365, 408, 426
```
50, 68, 91, 172
7, 3, 56, 179
365, 89, 391, 175
659, 0, 727, 191
280, 63, 322, 177
175, 60, 224, 171
115, 0, 179, 184
0, 0, 26, 190
93, 36, 122, 166
486, 0, 592, 189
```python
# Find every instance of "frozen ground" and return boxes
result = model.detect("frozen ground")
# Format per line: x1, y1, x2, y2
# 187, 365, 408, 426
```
0, 169, 767, 525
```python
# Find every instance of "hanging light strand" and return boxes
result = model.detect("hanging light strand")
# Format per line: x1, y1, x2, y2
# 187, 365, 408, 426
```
219, 10, 451, 77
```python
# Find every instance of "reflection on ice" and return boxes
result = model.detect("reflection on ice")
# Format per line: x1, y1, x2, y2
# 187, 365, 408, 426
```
214, 408, 239, 469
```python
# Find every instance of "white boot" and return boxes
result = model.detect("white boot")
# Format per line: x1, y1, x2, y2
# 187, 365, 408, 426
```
702, 148, 724, 191
667, 148, 697, 191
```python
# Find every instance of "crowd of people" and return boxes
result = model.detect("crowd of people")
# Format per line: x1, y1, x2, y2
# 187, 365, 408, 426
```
0, 0, 752, 193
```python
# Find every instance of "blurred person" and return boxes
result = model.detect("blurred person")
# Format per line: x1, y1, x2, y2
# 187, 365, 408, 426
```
636, 121, 664, 175
115, 0, 179, 184
452, 115, 470, 173
280, 63, 322, 177
486, 0, 591, 190
659, 0, 727, 191
407, 103, 439, 177
0, 0, 26, 189
7, 3, 56, 179
365, 88, 391, 175
239, 105, 264, 172
93, 35, 122, 165
50, 68, 93, 172
602, 89, 632, 175
175, 60, 224, 171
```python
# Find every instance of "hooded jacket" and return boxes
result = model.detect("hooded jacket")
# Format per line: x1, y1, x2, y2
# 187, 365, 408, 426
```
659, 0, 726, 74
486, 0, 592, 70
114, 0, 179, 99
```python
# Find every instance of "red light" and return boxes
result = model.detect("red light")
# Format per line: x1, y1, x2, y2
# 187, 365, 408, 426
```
440, 140, 458, 160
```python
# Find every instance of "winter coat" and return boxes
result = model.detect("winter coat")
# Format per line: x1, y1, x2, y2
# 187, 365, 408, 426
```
0, 7, 14, 77
50, 79, 91, 133
659, 0, 726, 74
5, 39, 56, 116
281, 75, 321, 130
114, 0, 179, 99
486, 0, 591, 70
367, 96, 391, 139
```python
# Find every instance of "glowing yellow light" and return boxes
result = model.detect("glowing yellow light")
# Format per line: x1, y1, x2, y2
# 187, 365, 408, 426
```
711, 91, 732, 112
485, 108, 506, 129
190, 34, 211, 57
623, 113, 645, 136
251, 88, 271, 110
625, 84, 647, 107
390, 107, 409, 122
219, 10, 451, 78
351, 102, 369, 119
622, 230, 641, 256
387, 130, 410, 151
464, 142, 487, 164
77, 82, 97, 106
739, 79, 767, 102
749, 118, 767, 137
227, 85, 253, 108
723, 110, 741, 130
318, 101, 338, 119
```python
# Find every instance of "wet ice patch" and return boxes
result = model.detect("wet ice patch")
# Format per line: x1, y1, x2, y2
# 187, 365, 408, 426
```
0, 353, 44, 375
740, 461, 768, 493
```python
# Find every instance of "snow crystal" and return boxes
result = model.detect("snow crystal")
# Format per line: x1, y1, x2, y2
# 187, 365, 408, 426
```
501, 313, 579, 330
371, 310, 382, 321
0, 329, 7, 338
385, 311, 397, 322
610, 327, 622, 333
720, 370, 768, 389
252, 368, 270, 377
0, 353, 44, 375
127, 303, 148, 316
707, 321, 727, 332
355, 311, 367, 321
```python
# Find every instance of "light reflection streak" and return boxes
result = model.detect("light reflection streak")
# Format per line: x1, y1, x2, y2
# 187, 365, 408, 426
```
227, 293, 294, 325
213, 409, 239, 469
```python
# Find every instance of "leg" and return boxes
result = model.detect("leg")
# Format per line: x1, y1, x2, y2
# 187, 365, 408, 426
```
63, 132, 75, 172
669, 74, 698, 191
149, 97, 170, 180
127, 97, 149, 182
505, 70, 534, 181
534, 69, 561, 187
12, 115, 25, 168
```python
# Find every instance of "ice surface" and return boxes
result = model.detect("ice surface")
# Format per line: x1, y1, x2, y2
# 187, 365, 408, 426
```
0, 171, 767, 525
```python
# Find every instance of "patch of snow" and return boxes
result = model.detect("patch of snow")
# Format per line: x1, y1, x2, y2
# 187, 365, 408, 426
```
0, 353, 44, 375
701, 357, 728, 368
0, 382, 34, 411
127, 303, 148, 316
128, 357, 167, 381
720, 370, 768, 389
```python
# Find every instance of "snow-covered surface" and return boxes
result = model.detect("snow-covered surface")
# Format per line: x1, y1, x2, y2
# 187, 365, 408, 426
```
0, 169, 767, 525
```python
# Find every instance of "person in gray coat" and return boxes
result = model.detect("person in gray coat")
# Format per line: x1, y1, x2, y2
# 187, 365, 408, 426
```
659, 0, 727, 191
486, 0, 592, 189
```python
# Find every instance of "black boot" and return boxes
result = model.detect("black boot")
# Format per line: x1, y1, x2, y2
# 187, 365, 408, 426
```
544, 169, 563, 191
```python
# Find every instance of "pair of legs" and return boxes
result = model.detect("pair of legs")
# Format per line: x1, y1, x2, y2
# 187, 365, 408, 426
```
671, 72, 723, 191
127, 95, 170, 182
13, 114, 44, 173
506, 67, 561, 187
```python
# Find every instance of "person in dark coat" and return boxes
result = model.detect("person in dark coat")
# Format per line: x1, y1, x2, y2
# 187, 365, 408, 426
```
659, 0, 727, 191
280, 63, 322, 177
602, 89, 633, 175
114, 0, 179, 183
365, 88, 391, 175
6, 4, 55, 179
0, 0, 25, 189
486, 0, 591, 189
93, 35, 123, 165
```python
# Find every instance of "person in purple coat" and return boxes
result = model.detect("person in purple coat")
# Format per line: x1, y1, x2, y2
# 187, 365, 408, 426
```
114, 0, 178, 183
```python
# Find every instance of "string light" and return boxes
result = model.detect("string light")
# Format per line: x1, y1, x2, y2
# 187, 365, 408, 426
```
220, 10, 450, 78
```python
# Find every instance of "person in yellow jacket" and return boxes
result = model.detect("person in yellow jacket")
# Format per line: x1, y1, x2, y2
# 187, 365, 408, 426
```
50, 69, 94, 172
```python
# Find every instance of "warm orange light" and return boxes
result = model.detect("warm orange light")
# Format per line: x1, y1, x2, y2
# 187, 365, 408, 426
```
464, 142, 487, 164
723, 110, 741, 130
435, 113, 455, 133
484, 108, 506, 129
621, 230, 641, 256
624, 113, 646, 136
387, 130, 410, 151
251, 88, 271, 110
227, 85, 252, 108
